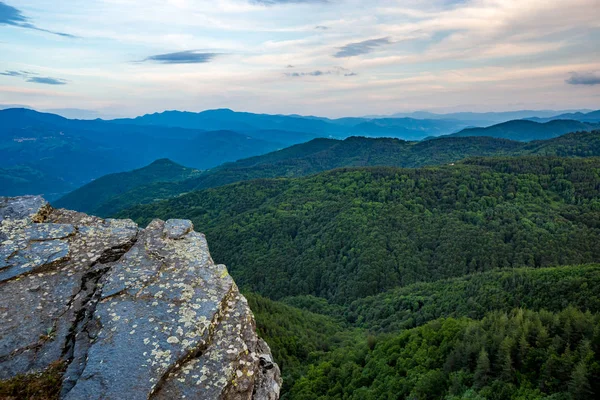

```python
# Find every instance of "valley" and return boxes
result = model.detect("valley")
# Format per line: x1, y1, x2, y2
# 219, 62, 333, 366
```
2, 108, 600, 399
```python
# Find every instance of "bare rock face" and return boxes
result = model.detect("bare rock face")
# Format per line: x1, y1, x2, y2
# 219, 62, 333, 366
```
0, 196, 281, 400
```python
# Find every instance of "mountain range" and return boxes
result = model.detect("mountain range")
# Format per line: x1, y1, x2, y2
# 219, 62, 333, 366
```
447, 119, 599, 141
3, 105, 600, 399
110, 109, 478, 140
374, 108, 596, 123
2, 106, 599, 201
526, 110, 600, 123
55, 131, 600, 216
4, 104, 591, 124
0, 108, 284, 199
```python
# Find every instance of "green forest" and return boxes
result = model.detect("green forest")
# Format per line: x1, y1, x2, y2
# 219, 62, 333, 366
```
247, 266, 600, 399
116, 153, 600, 398
119, 156, 600, 301
58, 131, 600, 216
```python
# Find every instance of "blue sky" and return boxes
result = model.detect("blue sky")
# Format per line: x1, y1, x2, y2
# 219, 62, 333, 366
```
0, 0, 599, 118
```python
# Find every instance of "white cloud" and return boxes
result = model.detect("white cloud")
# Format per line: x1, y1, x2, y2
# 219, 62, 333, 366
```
0, 0, 599, 117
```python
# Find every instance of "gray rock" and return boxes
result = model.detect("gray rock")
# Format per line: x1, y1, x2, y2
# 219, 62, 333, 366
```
0, 196, 281, 400
0, 195, 50, 223
164, 218, 194, 239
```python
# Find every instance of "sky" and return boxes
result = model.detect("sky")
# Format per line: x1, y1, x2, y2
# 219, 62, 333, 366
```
0, 0, 599, 118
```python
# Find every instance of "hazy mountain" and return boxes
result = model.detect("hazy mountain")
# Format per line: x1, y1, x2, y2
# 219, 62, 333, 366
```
6, 107, 599, 202
54, 159, 201, 213
110, 109, 349, 137
110, 109, 476, 140
349, 118, 472, 140
447, 119, 599, 141
370, 109, 594, 124
236, 130, 322, 147
0, 108, 282, 199
42, 108, 109, 120
0, 165, 73, 200
56, 131, 600, 216
526, 109, 600, 123
0, 104, 115, 119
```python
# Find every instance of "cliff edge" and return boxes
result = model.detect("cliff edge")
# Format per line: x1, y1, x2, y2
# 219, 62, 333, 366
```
0, 196, 281, 400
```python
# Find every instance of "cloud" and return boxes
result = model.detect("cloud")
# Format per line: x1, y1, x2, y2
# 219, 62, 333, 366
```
285, 66, 357, 77
566, 71, 600, 86
27, 77, 67, 85
143, 50, 220, 64
0, 1, 75, 37
251, 0, 329, 5
334, 37, 391, 58
0, 70, 25, 77
0, 1, 25, 25
1, 70, 67, 85
286, 70, 327, 77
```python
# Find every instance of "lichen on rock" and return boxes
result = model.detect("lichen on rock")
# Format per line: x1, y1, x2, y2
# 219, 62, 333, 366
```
0, 196, 281, 400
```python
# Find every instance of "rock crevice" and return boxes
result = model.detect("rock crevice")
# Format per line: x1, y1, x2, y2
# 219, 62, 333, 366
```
0, 196, 281, 400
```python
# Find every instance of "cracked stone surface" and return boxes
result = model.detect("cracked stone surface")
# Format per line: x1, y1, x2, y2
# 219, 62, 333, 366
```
0, 196, 281, 400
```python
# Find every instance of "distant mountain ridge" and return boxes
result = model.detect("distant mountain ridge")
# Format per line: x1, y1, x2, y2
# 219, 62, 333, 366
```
0, 108, 284, 199
55, 131, 600, 216
3, 103, 593, 123
0, 107, 494, 200
367, 109, 594, 123
109, 109, 480, 141
526, 109, 600, 123
448, 119, 599, 141
4, 107, 600, 201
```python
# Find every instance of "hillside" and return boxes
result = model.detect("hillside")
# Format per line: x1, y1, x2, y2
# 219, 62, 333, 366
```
0, 165, 73, 200
346, 264, 600, 332
449, 119, 599, 141
247, 264, 600, 399
117, 157, 600, 303
59, 131, 600, 216
54, 159, 200, 212
288, 307, 600, 399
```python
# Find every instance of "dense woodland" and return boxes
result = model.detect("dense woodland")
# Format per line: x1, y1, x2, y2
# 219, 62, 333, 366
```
289, 308, 600, 399
58, 131, 600, 216
248, 266, 600, 398
119, 157, 600, 302
116, 152, 600, 398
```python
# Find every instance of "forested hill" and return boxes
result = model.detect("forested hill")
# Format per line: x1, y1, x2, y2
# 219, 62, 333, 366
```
53, 159, 200, 212
450, 119, 599, 141
118, 156, 600, 303
57, 131, 600, 216
248, 280, 600, 399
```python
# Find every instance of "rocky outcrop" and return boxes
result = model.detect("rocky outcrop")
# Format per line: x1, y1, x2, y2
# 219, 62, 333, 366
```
0, 196, 281, 400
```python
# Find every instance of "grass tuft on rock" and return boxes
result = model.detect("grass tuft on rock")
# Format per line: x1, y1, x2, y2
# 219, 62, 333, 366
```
0, 361, 66, 400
